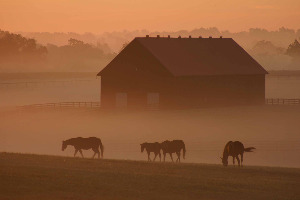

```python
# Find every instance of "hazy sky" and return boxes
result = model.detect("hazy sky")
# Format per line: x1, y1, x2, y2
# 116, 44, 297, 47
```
1, 0, 299, 33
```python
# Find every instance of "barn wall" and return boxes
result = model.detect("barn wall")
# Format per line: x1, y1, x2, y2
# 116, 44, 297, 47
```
101, 75, 171, 109
163, 74, 266, 108
101, 74, 265, 109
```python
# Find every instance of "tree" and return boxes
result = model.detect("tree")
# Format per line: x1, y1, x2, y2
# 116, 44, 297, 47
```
68, 38, 85, 47
286, 40, 300, 58
252, 40, 284, 55
0, 29, 47, 59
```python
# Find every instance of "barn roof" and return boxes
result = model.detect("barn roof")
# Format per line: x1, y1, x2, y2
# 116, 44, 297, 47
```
98, 36, 268, 76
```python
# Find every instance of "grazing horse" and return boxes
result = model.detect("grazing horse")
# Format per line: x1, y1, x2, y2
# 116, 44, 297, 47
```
140, 142, 161, 162
62, 137, 104, 159
221, 141, 255, 167
161, 140, 186, 162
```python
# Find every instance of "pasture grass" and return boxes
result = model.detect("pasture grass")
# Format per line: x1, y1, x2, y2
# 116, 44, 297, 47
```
0, 152, 299, 200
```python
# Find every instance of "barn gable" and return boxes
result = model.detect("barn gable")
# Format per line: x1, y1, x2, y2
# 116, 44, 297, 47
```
97, 39, 172, 78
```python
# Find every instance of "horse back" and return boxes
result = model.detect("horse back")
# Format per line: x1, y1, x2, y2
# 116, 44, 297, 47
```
161, 140, 184, 153
226, 141, 244, 156
72, 137, 101, 150
146, 142, 161, 152
172, 140, 184, 146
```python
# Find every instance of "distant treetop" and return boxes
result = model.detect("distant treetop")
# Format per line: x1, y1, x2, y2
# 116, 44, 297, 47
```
286, 39, 300, 58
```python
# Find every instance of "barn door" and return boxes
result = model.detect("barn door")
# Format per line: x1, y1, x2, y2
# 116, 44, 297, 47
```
147, 93, 159, 109
116, 93, 127, 108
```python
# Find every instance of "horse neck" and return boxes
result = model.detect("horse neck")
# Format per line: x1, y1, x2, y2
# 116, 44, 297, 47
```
223, 151, 229, 160
65, 139, 75, 146
141, 144, 147, 152
223, 141, 233, 157
222, 146, 229, 160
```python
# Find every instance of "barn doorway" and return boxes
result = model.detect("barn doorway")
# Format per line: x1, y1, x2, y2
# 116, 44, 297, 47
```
147, 93, 159, 108
116, 93, 127, 108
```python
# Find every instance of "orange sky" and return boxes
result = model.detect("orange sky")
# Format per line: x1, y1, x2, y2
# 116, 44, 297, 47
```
0, 0, 299, 33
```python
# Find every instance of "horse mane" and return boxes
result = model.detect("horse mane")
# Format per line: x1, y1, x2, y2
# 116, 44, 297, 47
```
66, 137, 82, 141
223, 141, 233, 157
141, 142, 148, 146
65, 137, 79, 143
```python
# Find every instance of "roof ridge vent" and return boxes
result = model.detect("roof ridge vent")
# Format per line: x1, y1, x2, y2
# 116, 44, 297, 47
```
220, 36, 223, 39
199, 36, 202, 38
209, 36, 212, 39
157, 35, 160, 38
189, 35, 192, 38
146, 35, 149, 38
178, 35, 181, 39
168, 35, 171, 39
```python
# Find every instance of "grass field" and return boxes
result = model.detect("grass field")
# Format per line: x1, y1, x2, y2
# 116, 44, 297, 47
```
1, 153, 299, 200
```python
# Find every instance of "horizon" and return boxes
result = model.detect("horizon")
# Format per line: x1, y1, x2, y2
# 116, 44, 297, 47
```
8, 26, 300, 35
1, 0, 300, 33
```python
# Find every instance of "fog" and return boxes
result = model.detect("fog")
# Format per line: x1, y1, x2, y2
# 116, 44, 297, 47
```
1, 73, 300, 168
1, 106, 300, 168
0, 73, 100, 106
1, 73, 300, 107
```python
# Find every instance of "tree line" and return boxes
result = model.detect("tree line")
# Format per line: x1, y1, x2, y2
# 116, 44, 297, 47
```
1, 28, 300, 72
0, 30, 115, 72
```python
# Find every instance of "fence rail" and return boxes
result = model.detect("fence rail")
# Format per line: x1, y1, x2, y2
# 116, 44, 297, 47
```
265, 98, 300, 105
17, 102, 100, 110
16, 99, 300, 111
0, 79, 94, 88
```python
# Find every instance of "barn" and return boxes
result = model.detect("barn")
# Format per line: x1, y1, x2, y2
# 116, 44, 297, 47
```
97, 35, 268, 109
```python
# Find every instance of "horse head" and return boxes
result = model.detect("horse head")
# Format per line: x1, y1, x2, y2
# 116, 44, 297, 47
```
140, 143, 146, 153
62, 140, 67, 151
220, 156, 228, 166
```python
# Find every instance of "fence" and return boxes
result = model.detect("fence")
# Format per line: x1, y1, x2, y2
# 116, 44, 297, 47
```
0, 79, 94, 89
16, 99, 300, 111
17, 102, 100, 111
265, 98, 300, 105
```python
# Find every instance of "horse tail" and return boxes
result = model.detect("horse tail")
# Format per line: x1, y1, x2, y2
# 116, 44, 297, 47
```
182, 141, 186, 159
99, 139, 104, 158
244, 147, 255, 152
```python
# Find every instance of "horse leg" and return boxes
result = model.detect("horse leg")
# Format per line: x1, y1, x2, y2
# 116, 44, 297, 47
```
153, 153, 157, 161
178, 152, 181, 163
95, 148, 100, 159
175, 152, 179, 163
163, 153, 166, 162
74, 149, 78, 157
147, 151, 151, 162
159, 152, 161, 162
92, 148, 100, 159
169, 153, 174, 162
236, 155, 241, 167
79, 149, 84, 158
241, 153, 244, 167
233, 156, 235, 166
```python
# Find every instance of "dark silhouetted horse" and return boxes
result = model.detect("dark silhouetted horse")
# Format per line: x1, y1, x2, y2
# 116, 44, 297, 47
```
221, 141, 255, 167
140, 142, 161, 162
62, 137, 104, 159
161, 140, 186, 162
